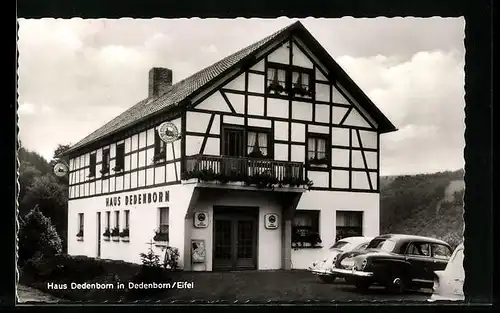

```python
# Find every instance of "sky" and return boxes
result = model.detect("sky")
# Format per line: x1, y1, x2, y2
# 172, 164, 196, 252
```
17, 17, 465, 176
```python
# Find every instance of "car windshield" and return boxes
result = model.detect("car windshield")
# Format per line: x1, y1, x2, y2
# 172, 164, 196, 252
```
366, 238, 397, 252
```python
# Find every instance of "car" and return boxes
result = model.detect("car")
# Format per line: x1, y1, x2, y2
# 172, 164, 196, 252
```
429, 243, 464, 301
330, 234, 453, 293
309, 236, 374, 283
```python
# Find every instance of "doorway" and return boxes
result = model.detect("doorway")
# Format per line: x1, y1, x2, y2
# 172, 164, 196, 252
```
213, 206, 258, 271
96, 212, 101, 258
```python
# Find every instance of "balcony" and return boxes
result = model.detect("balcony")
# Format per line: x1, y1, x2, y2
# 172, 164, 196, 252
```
181, 155, 312, 190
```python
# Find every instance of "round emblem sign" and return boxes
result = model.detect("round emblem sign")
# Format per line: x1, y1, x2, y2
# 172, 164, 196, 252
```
53, 162, 69, 177
197, 213, 206, 222
268, 215, 276, 223
158, 122, 179, 143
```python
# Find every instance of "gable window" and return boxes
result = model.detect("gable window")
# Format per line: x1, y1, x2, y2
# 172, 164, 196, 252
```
153, 129, 167, 163
113, 143, 125, 172
291, 70, 313, 97
267, 65, 287, 94
336, 211, 363, 241
101, 149, 110, 174
307, 133, 329, 166
88, 153, 96, 177
247, 129, 272, 158
154, 207, 169, 242
266, 62, 314, 98
292, 210, 321, 248
77, 213, 84, 239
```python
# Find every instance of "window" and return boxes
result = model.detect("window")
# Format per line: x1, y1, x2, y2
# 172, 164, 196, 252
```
114, 210, 120, 229
153, 129, 167, 162
155, 207, 169, 242
336, 211, 363, 241
77, 213, 84, 237
292, 210, 321, 247
124, 210, 130, 229
222, 127, 245, 157
267, 65, 287, 94
88, 153, 96, 177
247, 129, 271, 158
405, 242, 431, 257
105, 211, 111, 231
307, 134, 329, 166
114, 143, 125, 172
432, 243, 453, 260
101, 149, 110, 174
266, 63, 314, 98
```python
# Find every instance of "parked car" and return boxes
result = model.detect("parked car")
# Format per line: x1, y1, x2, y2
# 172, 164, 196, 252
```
309, 236, 373, 283
429, 243, 464, 301
330, 234, 453, 293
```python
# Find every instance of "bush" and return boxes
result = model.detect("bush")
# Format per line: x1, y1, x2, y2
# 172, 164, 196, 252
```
18, 205, 62, 266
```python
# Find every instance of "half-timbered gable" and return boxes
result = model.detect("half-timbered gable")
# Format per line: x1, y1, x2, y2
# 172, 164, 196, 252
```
63, 21, 396, 271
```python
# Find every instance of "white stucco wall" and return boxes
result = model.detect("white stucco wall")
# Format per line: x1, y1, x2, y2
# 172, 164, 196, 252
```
67, 184, 195, 265
290, 190, 380, 269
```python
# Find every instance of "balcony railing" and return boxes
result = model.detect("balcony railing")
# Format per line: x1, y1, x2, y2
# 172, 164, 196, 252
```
182, 155, 312, 189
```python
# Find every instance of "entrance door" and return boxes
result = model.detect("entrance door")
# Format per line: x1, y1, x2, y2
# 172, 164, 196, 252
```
213, 207, 258, 271
96, 212, 101, 258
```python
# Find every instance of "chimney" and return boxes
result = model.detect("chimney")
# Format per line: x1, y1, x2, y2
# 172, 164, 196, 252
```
148, 67, 173, 98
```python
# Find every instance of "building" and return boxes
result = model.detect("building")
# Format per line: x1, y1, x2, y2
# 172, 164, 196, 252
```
62, 21, 397, 271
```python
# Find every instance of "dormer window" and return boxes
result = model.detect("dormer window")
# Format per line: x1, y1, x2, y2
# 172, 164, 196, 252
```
153, 129, 166, 163
266, 62, 314, 98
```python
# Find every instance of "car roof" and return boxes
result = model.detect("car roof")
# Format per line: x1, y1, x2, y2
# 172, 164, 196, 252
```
373, 234, 451, 246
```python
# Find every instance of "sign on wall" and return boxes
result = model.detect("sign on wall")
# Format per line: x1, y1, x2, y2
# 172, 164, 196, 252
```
158, 122, 180, 143
105, 190, 169, 207
193, 212, 208, 228
191, 239, 206, 263
264, 213, 279, 229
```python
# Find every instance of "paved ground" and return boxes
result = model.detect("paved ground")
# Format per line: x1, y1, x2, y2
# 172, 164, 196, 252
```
17, 270, 432, 303
17, 285, 62, 303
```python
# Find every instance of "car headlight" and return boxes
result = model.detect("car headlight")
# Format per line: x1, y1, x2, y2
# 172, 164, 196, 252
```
332, 256, 337, 265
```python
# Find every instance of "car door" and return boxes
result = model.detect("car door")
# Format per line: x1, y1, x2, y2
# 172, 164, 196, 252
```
404, 241, 435, 285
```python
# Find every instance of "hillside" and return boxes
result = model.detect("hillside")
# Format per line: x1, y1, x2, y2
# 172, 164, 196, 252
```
379, 169, 464, 249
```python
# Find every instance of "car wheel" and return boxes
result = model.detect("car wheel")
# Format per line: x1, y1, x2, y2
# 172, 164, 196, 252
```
318, 275, 336, 284
354, 281, 372, 291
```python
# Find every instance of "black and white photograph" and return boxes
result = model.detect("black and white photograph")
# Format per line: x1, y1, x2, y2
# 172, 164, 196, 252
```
16, 17, 467, 303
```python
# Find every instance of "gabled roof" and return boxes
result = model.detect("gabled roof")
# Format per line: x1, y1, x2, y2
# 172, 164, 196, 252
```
64, 21, 397, 156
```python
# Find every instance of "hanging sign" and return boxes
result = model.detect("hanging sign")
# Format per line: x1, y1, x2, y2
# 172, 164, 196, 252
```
158, 122, 180, 143
53, 162, 69, 177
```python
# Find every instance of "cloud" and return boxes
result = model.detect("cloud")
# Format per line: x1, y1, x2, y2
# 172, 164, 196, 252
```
336, 50, 464, 175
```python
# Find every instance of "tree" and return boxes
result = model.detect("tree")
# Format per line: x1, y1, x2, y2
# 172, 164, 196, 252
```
18, 205, 62, 265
